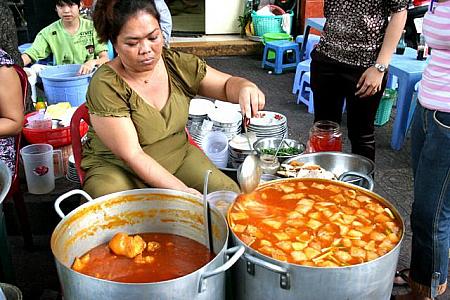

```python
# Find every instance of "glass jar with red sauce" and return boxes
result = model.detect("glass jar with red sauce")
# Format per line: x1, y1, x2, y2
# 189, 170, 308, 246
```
307, 120, 343, 152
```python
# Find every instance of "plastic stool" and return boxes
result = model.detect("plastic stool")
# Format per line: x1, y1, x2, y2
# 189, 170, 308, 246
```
297, 72, 314, 113
295, 34, 320, 60
292, 59, 311, 94
406, 81, 420, 133
297, 72, 346, 114
262, 40, 300, 74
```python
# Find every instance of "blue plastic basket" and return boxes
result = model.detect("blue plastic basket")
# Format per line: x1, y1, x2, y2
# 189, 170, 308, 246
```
39, 64, 93, 107
251, 11, 294, 37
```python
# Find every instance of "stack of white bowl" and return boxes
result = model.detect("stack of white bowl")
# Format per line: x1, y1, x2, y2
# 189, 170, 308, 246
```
248, 111, 288, 139
202, 131, 229, 169
228, 132, 258, 168
207, 108, 242, 141
66, 155, 80, 184
187, 98, 215, 132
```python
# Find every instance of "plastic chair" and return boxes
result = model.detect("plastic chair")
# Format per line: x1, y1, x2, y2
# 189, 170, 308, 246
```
5, 65, 34, 250
70, 103, 90, 185
70, 104, 203, 185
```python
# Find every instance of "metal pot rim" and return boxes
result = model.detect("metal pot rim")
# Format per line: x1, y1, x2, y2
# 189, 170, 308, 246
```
51, 188, 231, 285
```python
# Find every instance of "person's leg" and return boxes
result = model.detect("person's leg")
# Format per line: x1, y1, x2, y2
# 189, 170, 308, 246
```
408, 104, 450, 298
343, 68, 387, 162
83, 164, 147, 198
310, 50, 346, 124
175, 145, 240, 193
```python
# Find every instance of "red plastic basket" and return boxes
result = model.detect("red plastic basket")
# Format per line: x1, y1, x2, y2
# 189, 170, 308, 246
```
22, 112, 88, 148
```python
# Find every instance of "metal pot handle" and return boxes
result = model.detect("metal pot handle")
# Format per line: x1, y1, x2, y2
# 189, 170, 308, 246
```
338, 171, 374, 191
243, 252, 291, 290
198, 245, 245, 293
54, 189, 94, 218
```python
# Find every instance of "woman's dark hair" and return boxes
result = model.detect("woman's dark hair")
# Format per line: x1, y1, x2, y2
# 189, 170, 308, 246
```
93, 0, 160, 44
55, 0, 81, 7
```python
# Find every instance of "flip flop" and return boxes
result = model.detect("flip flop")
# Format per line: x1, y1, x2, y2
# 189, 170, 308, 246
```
393, 268, 410, 287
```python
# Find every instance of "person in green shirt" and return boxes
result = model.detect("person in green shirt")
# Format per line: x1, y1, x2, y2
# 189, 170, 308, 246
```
21, 0, 109, 75
81, 0, 266, 198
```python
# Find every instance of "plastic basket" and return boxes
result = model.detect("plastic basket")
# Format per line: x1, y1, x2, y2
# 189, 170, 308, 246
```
22, 112, 89, 148
39, 64, 93, 107
251, 11, 294, 37
375, 89, 397, 126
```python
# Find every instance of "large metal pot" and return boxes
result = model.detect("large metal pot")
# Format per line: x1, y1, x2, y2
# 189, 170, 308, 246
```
51, 189, 244, 300
229, 178, 404, 300
284, 152, 375, 188
0, 161, 11, 204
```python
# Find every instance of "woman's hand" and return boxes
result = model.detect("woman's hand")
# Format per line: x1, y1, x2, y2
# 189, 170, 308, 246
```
78, 60, 97, 75
355, 67, 384, 98
239, 83, 265, 118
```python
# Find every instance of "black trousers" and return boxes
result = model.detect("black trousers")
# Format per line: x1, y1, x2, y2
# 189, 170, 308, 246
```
310, 50, 387, 162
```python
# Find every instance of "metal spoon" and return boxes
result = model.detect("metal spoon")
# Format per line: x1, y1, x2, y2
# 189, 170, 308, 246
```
203, 169, 213, 253
272, 132, 287, 162
237, 117, 262, 194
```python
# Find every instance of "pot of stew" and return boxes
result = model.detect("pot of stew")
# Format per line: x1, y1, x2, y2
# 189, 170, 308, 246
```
51, 189, 244, 300
228, 178, 404, 300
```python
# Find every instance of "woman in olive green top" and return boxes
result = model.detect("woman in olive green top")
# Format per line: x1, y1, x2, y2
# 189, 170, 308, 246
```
83, 0, 265, 198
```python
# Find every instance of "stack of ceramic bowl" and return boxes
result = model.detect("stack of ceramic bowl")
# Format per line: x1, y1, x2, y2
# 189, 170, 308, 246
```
202, 131, 229, 168
187, 98, 215, 132
228, 132, 258, 168
66, 155, 80, 184
189, 119, 214, 148
248, 111, 288, 139
207, 108, 242, 141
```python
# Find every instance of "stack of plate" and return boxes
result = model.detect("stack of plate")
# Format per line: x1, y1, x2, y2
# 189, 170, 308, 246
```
248, 111, 288, 139
228, 132, 258, 168
66, 155, 80, 184
208, 108, 242, 141
187, 98, 215, 132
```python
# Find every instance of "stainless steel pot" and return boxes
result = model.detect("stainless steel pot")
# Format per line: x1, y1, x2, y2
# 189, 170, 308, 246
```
284, 152, 375, 188
51, 189, 244, 300
229, 178, 404, 300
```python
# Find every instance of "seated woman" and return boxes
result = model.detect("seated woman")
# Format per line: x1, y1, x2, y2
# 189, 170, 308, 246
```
82, 0, 265, 198
21, 0, 109, 75
0, 49, 24, 175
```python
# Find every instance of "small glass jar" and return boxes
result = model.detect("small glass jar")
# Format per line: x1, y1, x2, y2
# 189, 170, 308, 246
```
259, 154, 280, 175
308, 120, 343, 153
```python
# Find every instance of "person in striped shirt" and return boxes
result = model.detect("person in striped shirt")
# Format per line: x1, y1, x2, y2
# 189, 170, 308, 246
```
397, 0, 450, 299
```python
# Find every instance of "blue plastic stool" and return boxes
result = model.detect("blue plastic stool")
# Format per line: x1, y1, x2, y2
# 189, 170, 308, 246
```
297, 72, 346, 114
295, 34, 320, 60
292, 59, 311, 94
406, 81, 420, 134
297, 72, 314, 113
262, 40, 300, 74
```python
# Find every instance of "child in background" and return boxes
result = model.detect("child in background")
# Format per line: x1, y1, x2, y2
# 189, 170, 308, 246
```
21, 0, 109, 75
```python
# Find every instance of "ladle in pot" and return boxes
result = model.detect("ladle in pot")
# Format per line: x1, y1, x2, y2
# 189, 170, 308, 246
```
237, 116, 262, 194
203, 170, 214, 253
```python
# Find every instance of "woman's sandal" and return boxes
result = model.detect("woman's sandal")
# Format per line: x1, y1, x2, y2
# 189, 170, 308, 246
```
393, 268, 410, 287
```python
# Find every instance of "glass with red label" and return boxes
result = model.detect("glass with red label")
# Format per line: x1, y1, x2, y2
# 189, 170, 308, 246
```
307, 120, 343, 152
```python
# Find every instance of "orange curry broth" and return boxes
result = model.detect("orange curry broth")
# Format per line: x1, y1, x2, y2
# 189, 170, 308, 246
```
72, 233, 215, 283
229, 180, 402, 267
